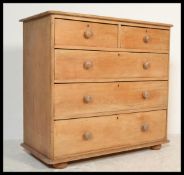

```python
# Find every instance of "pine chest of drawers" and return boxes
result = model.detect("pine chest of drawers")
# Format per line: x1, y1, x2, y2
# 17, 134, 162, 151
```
20, 11, 172, 168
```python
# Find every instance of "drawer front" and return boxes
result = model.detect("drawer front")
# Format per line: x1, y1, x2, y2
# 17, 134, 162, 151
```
54, 110, 166, 159
120, 26, 169, 51
54, 81, 168, 119
55, 50, 168, 82
55, 19, 118, 48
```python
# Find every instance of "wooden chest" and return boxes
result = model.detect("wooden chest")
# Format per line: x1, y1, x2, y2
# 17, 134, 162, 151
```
20, 11, 172, 168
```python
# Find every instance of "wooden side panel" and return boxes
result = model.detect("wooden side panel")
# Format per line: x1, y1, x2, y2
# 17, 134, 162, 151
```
55, 50, 169, 82
54, 110, 167, 159
121, 26, 170, 51
23, 16, 52, 159
54, 81, 168, 119
55, 19, 118, 48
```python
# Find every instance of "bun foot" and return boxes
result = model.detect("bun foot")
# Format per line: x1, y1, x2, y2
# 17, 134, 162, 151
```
52, 162, 68, 169
150, 144, 162, 150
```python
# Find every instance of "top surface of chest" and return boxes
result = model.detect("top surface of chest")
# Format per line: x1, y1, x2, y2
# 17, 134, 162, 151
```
20, 10, 172, 53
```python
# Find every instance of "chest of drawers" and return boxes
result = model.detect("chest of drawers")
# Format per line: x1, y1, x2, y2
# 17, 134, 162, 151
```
20, 11, 172, 168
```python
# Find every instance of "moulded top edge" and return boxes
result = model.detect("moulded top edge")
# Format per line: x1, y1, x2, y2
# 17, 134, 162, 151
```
19, 10, 173, 28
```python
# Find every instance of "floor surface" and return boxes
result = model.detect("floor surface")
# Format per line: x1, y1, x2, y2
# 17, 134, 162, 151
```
3, 134, 181, 172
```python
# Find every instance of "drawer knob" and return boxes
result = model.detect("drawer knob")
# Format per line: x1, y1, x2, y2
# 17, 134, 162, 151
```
142, 91, 150, 99
143, 35, 150, 43
141, 123, 149, 132
83, 95, 92, 103
83, 60, 93, 70
83, 131, 92, 140
143, 62, 150, 69
84, 29, 93, 39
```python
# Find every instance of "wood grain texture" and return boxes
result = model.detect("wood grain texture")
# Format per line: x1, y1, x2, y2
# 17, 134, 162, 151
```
24, 13, 171, 30
54, 45, 169, 54
21, 143, 53, 164
165, 29, 171, 141
19, 10, 173, 29
55, 78, 168, 83
54, 81, 168, 119
53, 15, 171, 29
50, 16, 55, 159
21, 139, 169, 164
121, 26, 170, 51
55, 19, 118, 48
54, 110, 166, 159
23, 16, 53, 159
55, 50, 168, 82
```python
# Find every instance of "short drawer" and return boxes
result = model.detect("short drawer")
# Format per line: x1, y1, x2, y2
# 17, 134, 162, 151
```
120, 26, 169, 51
54, 110, 166, 159
55, 19, 118, 48
55, 50, 168, 82
54, 81, 168, 119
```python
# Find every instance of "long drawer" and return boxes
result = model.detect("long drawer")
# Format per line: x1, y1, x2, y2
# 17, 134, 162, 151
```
54, 110, 166, 159
55, 50, 168, 82
54, 81, 168, 119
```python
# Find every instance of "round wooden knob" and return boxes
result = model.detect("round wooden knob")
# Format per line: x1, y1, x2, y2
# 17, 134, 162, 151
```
143, 35, 150, 43
83, 60, 93, 70
84, 29, 93, 39
83, 95, 92, 103
143, 62, 150, 69
142, 91, 150, 99
141, 123, 149, 132
83, 131, 92, 140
